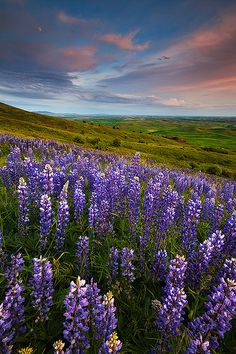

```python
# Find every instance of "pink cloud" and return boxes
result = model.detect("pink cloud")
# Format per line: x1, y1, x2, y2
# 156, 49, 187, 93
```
57, 10, 99, 27
100, 30, 149, 51
41, 46, 97, 71
157, 13, 236, 58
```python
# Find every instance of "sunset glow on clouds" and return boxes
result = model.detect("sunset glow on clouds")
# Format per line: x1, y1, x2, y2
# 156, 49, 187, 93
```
1, 0, 236, 115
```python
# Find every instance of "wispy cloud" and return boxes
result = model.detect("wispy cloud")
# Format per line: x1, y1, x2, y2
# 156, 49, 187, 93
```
57, 10, 100, 27
99, 30, 149, 51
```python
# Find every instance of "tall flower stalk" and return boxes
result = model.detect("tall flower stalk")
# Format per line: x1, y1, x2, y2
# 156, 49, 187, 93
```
156, 255, 188, 351
39, 194, 53, 250
30, 256, 54, 323
17, 177, 30, 234
55, 181, 69, 252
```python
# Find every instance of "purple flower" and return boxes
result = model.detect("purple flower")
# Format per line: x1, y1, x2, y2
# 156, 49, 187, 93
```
30, 256, 54, 323
186, 336, 211, 354
103, 332, 122, 354
157, 255, 188, 343
180, 198, 202, 256
0, 281, 25, 352
108, 247, 119, 280
126, 176, 140, 237
142, 178, 161, 241
188, 277, 236, 351
152, 249, 168, 281
76, 236, 89, 277
188, 230, 225, 288
121, 247, 135, 282
223, 212, 236, 256
102, 291, 118, 342
86, 279, 106, 342
42, 164, 54, 195
17, 177, 30, 233
74, 180, 86, 222
39, 194, 53, 250
63, 276, 90, 352
5, 253, 24, 288
55, 181, 70, 252
157, 186, 179, 242
209, 204, 224, 235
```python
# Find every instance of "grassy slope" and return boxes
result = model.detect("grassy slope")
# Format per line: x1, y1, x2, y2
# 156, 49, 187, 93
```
0, 102, 236, 178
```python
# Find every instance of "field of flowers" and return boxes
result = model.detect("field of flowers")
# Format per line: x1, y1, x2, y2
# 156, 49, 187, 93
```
0, 133, 235, 353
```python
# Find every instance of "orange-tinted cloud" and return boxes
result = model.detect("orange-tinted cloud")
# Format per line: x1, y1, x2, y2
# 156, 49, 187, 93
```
99, 30, 149, 51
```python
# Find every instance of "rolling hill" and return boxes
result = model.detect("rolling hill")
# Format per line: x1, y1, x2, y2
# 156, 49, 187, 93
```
0, 102, 236, 178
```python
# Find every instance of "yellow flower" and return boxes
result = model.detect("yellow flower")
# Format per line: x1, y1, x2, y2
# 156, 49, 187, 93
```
53, 340, 65, 351
18, 347, 33, 354
106, 332, 122, 353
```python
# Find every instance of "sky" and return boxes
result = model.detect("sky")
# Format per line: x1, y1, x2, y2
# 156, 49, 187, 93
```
1, 0, 236, 115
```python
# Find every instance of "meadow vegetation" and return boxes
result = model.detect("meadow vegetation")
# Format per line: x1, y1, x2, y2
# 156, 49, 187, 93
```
1, 103, 236, 179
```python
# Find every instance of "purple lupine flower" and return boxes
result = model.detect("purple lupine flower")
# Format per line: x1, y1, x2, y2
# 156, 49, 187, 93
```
5, 253, 24, 287
42, 164, 54, 195
55, 181, 70, 251
156, 255, 188, 343
0, 281, 25, 352
102, 291, 118, 341
164, 254, 187, 291
188, 230, 225, 289
201, 197, 215, 221
89, 197, 113, 237
126, 176, 140, 237
74, 180, 86, 222
108, 247, 119, 280
30, 256, 54, 323
186, 336, 211, 354
88, 172, 114, 237
152, 249, 168, 281
121, 247, 135, 282
209, 204, 224, 235
76, 235, 89, 277
63, 276, 90, 352
26, 163, 41, 207
53, 169, 66, 198
39, 194, 53, 250
218, 258, 236, 280
187, 277, 236, 351
180, 198, 202, 256
223, 212, 236, 256
212, 257, 236, 288
86, 279, 105, 342
103, 332, 122, 354
17, 177, 30, 233
6, 147, 23, 186
142, 178, 160, 243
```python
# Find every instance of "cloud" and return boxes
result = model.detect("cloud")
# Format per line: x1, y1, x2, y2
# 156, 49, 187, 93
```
99, 30, 149, 51
0, 71, 77, 100
0, 41, 98, 72
41, 46, 97, 72
100, 10, 236, 94
58, 11, 81, 25
57, 10, 99, 27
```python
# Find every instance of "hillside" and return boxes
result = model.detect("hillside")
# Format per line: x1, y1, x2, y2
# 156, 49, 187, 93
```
0, 102, 236, 178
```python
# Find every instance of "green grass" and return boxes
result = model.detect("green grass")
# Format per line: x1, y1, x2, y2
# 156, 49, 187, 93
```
1, 102, 236, 178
